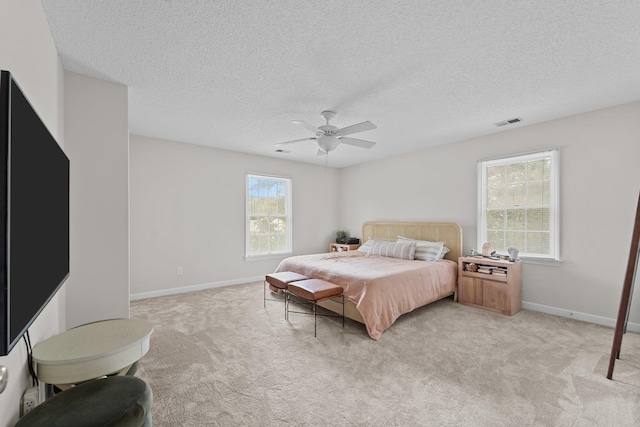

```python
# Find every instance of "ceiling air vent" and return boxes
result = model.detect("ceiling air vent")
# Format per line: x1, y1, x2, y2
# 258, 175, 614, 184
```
495, 117, 522, 127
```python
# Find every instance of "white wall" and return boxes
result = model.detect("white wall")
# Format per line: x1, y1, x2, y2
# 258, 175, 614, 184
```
129, 135, 340, 298
131, 103, 640, 327
338, 101, 640, 325
0, 1, 65, 425
64, 72, 130, 328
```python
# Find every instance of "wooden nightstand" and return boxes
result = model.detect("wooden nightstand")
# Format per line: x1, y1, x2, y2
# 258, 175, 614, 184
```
329, 243, 360, 252
458, 256, 522, 315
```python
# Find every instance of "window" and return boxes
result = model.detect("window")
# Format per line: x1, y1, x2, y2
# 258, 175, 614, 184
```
245, 174, 292, 259
478, 149, 559, 261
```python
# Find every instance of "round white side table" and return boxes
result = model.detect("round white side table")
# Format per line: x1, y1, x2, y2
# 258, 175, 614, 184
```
32, 318, 153, 388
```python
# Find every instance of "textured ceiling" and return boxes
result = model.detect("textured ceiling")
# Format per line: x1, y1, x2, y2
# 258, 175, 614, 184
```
40, 0, 640, 168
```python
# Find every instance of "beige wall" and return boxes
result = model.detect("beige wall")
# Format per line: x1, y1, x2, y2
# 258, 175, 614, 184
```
64, 72, 130, 328
338, 101, 640, 326
0, 1, 65, 425
129, 135, 339, 297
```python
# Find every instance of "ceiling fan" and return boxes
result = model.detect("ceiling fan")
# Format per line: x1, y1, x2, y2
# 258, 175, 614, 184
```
275, 111, 377, 156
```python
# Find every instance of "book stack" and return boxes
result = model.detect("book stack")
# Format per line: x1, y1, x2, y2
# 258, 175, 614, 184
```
493, 267, 508, 276
477, 265, 494, 274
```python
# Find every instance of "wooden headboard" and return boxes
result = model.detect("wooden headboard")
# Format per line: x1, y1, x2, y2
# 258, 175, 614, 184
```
361, 221, 463, 262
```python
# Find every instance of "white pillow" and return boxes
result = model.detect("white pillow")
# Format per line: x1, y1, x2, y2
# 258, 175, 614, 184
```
396, 236, 449, 261
368, 240, 416, 260
357, 237, 374, 253
438, 245, 451, 259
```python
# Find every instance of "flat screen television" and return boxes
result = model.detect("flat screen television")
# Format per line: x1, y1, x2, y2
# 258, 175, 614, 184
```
0, 70, 70, 356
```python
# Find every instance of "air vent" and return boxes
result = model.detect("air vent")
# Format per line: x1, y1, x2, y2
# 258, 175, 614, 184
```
495, 117, 522, 127
274, 149, 291, 153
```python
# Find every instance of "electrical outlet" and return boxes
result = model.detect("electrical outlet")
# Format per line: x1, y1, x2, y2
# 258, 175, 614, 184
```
177, 267, 183, 275
21, 386, 39, 416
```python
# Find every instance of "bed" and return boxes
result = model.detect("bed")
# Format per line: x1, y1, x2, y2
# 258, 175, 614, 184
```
275, 221, 463, 340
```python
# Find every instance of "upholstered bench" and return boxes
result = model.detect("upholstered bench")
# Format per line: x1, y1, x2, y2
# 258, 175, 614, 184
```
16, 376, 152, 427
286, 278, 345, 337
264, 272, 309, 318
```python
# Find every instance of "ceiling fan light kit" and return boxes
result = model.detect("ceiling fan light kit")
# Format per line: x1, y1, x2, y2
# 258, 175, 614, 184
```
317, 135, 340, 153
275, 110, 377, 156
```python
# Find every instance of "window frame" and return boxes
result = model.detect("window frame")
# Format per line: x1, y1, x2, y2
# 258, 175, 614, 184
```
477, 149, 560, 263
245, 173, 293, 260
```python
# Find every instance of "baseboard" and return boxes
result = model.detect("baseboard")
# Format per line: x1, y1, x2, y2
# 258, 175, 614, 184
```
130, 276, 264, 301
522, 301, 640, 333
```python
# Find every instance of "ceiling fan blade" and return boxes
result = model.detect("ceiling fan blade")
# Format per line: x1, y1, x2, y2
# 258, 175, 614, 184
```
338, 121, 376, 136
340, 137, 376, 149
316, 149, 328, 156
292, 120, 321, 133
274, 137, 316, 147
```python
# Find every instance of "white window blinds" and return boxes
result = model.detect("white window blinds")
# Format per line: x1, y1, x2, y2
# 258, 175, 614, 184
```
478, 149, 559, 260
245, 174, 292, 258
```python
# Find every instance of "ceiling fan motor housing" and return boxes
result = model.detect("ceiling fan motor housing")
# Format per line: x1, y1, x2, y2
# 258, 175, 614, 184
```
317, 125, 341, 137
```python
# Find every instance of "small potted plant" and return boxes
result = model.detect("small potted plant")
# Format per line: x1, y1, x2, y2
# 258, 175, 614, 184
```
335, 230, 349, 244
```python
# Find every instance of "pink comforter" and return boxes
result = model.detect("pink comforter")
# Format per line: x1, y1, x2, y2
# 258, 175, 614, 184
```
275, 251, 457, 340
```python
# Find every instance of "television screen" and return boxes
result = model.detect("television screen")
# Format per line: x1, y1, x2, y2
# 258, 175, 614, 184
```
0, 70, 70, 356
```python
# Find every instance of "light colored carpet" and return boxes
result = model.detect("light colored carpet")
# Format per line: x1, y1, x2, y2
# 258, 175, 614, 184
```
131, 282, 640, 426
